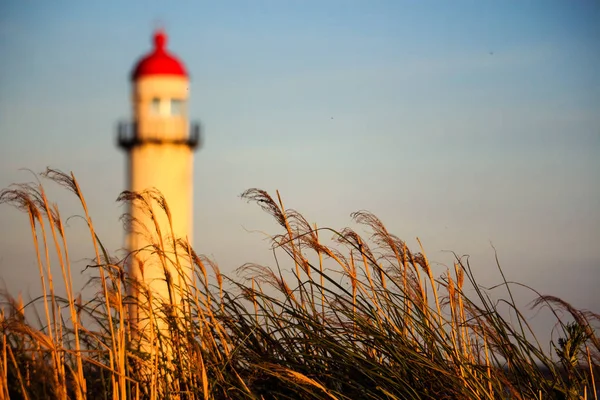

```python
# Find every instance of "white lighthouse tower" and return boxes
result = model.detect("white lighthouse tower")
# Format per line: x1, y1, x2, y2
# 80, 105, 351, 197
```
118, 29, 200, 333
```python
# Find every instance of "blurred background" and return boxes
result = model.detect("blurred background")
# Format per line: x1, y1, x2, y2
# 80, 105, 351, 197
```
0, 1, 598, 345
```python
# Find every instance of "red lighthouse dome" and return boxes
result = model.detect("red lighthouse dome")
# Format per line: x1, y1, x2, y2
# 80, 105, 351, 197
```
131, 30, 187, 81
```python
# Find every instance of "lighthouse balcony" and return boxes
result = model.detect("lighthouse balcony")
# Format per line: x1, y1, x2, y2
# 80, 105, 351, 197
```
117, 121, 201, 150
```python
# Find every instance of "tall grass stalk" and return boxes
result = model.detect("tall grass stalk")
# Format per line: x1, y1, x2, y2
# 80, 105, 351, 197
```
0, 170, 597, 399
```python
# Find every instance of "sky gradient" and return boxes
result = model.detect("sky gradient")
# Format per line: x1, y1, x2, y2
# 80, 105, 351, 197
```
1, 1, 599, 342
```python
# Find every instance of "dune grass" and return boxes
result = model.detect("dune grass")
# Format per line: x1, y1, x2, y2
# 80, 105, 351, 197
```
0, 169, 598, 399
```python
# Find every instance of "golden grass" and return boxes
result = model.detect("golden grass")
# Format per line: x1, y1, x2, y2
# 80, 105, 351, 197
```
0, 169, 597, 399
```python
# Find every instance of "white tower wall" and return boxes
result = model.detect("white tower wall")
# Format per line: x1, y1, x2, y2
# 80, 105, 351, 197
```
123, 74, 197, 334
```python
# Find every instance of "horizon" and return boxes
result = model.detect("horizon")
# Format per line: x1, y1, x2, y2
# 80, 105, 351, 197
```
0, 1, 599, 347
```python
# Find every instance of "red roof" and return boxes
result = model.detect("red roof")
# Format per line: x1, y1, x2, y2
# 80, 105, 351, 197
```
131, 30, 187, 80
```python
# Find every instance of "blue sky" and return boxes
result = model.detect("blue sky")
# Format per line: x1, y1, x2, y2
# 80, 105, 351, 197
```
1, 1, 599, 338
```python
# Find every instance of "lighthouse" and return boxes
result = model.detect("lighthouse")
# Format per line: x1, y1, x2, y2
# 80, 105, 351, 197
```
117, 30, 200, 332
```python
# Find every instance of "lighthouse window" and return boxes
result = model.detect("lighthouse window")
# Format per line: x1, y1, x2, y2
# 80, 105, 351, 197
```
150, 98, 161, 114
171, 99, 183, 116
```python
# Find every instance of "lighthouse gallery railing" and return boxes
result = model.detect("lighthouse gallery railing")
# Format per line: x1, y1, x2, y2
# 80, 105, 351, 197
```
117, 121, 201, 150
